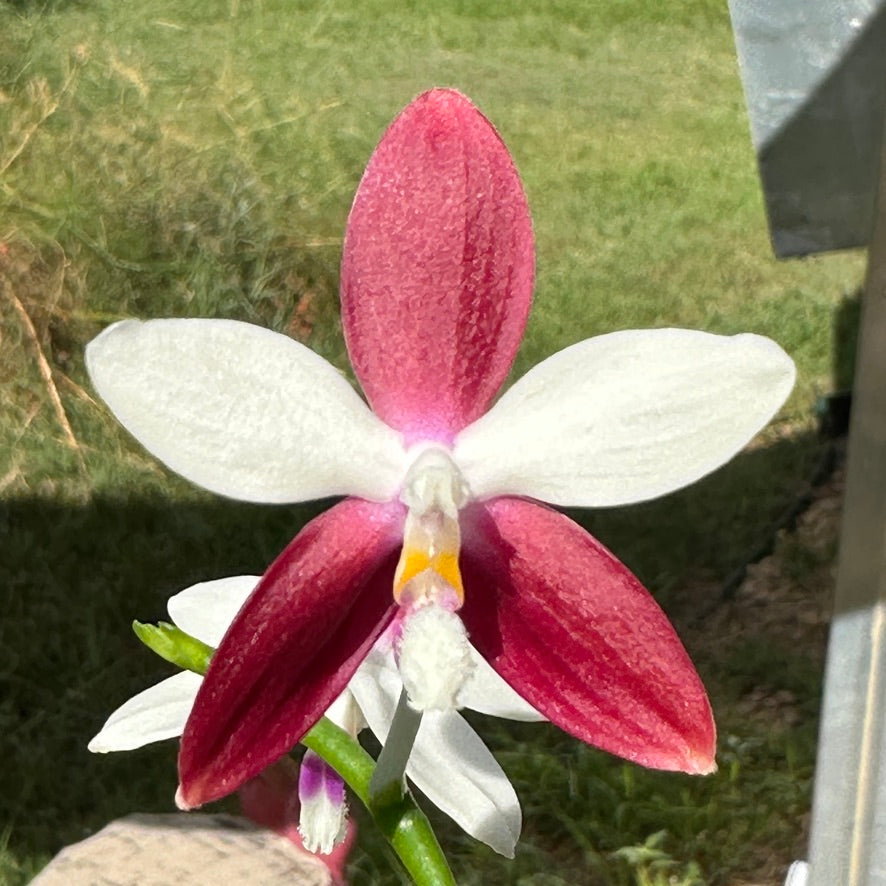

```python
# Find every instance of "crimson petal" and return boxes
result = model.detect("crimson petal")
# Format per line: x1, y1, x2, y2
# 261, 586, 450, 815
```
460, 498, 716, 774
341, 89, 535, 444
178, 498, 403, 807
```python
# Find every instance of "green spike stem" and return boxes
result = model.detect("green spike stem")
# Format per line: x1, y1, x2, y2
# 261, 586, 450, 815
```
303, 717, 455, 886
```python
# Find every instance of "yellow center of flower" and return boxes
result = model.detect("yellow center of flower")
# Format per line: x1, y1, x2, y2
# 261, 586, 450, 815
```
393, 446, 468, 608
393, 514, 464, 605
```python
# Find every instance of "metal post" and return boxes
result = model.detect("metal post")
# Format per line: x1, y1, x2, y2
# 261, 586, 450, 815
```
806, 106, 886, 886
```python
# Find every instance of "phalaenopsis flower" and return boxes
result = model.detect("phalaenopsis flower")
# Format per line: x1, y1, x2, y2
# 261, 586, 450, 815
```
87, 88, 794, 821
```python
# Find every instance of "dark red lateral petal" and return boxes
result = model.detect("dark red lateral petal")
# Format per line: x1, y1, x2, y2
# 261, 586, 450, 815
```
178, 498, 404, 807
340, 88, 535, 444
460, 498, 716, 774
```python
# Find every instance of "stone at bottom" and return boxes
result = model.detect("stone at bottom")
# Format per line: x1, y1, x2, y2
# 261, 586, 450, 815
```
30, 813, 333, 886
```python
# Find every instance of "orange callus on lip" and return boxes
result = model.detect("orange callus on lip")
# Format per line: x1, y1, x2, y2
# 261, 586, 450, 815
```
394, 546, 464, 606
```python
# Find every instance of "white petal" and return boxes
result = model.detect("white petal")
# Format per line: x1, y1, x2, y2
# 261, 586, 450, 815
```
410, 711, 522, 857
457, 647, 546, 722
325, 688, 366, 736
347, 646, 403, 731
86, 319, 407, 503
785, 862, 809, 886
167, 575, 259, 646
350, 648, 522, 856
454, 329, 795, 507
87, 671, 202, 752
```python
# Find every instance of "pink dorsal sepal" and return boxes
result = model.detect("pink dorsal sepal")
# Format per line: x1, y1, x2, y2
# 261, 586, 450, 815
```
341, 89, 535, 444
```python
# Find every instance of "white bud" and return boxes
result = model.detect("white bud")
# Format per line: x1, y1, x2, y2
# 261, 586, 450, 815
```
297, 751, 347, 855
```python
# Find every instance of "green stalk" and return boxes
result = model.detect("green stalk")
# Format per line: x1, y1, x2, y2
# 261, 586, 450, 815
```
134, 621, 455, 885
303, 718, 455, 885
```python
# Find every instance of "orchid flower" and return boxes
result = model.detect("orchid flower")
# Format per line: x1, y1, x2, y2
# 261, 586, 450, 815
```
86, 88, 796, 813
88, 576, 541, 857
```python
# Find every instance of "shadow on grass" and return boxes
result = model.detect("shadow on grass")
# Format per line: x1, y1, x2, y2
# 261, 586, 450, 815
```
0, 427, 833, 884
0, 495, 326, 870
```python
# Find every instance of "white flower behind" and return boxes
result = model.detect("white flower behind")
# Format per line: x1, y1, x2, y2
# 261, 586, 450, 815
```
89, 575, 542, 857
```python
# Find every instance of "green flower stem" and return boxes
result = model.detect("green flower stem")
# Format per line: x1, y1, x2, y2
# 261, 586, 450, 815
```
133, 621, 455, 885
303, 718, 455, 886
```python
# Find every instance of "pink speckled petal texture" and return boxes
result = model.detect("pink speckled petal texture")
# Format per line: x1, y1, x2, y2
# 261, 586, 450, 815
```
460, 497, 716, 775
178, 498, 404, 808
341, 89, 534, 443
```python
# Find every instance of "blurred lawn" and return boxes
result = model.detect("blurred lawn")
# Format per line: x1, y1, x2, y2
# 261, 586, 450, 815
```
0, 0, 864, 883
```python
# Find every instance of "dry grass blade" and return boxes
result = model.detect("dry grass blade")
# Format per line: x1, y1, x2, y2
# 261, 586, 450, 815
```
0, 48, 88, 180
4, 284, 82, 457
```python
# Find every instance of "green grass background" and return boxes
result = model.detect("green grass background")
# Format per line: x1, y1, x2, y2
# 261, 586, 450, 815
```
0, 0, 865, 883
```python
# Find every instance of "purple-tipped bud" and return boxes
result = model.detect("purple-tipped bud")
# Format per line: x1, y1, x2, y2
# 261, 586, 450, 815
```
298, 750, 348, 855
